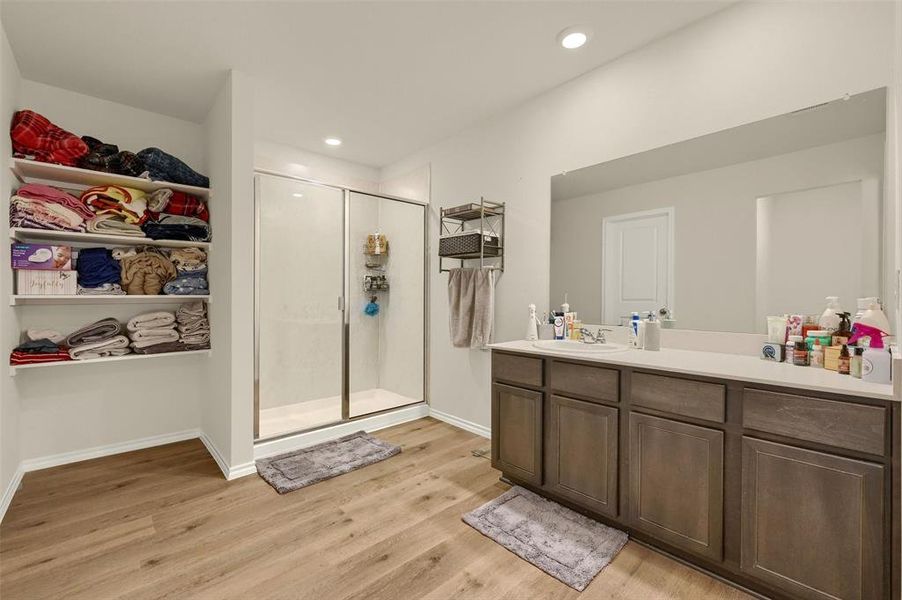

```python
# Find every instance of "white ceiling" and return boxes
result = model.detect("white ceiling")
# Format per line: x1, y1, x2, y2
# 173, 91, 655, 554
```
551, 87, 888, 201
2, 1, 731, 167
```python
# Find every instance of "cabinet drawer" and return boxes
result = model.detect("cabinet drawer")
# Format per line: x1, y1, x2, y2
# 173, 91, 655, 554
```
492, 352, 543, 388
549, 360, 619, 403
631, 372, 725, 423
743, 389, 886, 455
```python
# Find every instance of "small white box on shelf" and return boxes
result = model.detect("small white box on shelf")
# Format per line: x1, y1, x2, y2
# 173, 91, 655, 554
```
16, 270, 77, 295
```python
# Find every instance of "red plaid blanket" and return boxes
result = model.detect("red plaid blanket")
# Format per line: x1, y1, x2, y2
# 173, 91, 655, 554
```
10, 110, 88, 167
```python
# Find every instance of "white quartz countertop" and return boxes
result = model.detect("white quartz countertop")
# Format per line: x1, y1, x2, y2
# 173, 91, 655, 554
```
489, 340, 897, 402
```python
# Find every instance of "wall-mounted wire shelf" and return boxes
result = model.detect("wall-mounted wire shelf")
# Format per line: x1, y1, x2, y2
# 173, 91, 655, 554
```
439, 198, 504, 273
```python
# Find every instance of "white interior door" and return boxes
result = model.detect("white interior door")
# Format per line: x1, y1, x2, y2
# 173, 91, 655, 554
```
603, 208, 673, 325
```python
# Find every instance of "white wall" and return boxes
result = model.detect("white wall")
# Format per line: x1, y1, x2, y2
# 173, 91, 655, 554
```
18, 79, 205, 172
551, 134, 885, 333
10, 83, 209, 463
255, 140, 379, 193
0, 15, 21, 517
203, 71, 256, 475
382, 1, 897, 430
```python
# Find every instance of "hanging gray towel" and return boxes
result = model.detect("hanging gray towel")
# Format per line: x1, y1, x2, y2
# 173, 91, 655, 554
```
448, 268, 494, 348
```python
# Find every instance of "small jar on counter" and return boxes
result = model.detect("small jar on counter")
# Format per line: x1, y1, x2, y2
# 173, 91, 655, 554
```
838, 344, 851, 375
792, 339, 809, 367
809, 340, 824, 368
786, 335, 802, 363
850, 347, 864, 378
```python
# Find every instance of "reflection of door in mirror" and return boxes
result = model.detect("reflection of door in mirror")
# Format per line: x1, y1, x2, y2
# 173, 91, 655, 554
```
755, 179, 880, 331
602, 208, 673, 326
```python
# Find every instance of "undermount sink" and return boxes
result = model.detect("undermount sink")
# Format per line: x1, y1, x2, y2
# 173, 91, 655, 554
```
532, 339, 629, 354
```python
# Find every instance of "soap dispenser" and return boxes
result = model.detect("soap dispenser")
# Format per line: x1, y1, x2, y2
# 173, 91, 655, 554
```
644, 312, 661, 351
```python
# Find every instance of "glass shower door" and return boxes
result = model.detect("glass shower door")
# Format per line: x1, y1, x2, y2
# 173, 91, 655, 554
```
256, 175, 345, 439
348, 192, 425, 418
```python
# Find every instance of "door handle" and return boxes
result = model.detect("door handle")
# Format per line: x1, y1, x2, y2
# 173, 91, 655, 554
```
338, 296, 345, 311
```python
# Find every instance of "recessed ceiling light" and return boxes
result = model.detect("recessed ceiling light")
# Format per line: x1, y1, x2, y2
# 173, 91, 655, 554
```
324, 137, 342, 146
292, 193, 304, 198
558, 27, 590, 50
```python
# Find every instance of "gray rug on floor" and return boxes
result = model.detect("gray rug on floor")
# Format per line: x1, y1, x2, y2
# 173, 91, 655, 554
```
463, 486, 628, 591
256, 431, 401, 494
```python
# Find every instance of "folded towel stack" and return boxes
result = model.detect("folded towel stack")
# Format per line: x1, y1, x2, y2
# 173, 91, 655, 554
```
77, 283, 125, 296
65, 317, 131, 360
176, 301, 211, 349
86, 213, 146, 238
127, 311, 182, 353
9, 333, 72, 365
9, 183, 94, 232
164, 247, 209, 296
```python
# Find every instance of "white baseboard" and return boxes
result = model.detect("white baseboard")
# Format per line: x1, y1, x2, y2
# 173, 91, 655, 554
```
0, 465, 25, 523
199, 433, 257, 480
428, 408, 491, 439
254, 403, 430, 460
19, 429, 202, 473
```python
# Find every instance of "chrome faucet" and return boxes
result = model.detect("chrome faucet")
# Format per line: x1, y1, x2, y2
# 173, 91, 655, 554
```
580, 328, 612, 344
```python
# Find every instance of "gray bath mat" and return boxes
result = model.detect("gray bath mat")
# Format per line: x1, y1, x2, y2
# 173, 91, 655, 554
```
256, 431, 401, 494
463, 486, 628, 591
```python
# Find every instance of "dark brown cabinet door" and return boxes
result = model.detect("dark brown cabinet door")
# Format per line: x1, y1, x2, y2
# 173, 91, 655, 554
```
741, 437, 884, 600
628, 412, 724, 561
491, 383, 543, 485
545, 395, 618, 517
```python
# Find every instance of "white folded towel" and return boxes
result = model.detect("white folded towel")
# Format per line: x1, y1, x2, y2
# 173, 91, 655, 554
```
127, 311, 176, 332
68, 335, 131, 360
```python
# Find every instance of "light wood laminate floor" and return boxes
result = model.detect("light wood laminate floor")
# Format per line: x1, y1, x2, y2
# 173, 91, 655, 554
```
0, 418, 751, 599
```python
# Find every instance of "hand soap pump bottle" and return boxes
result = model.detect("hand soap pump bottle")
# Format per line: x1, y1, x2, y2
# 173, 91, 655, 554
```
643, 312, 661, 351
819, 296, 844, 333
526, 304, 539, 341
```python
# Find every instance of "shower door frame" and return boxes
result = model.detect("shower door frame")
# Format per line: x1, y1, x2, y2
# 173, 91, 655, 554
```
253, 170, 430, 442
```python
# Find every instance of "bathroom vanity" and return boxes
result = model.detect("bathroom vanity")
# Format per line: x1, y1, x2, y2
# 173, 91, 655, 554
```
490, 342, 899, 600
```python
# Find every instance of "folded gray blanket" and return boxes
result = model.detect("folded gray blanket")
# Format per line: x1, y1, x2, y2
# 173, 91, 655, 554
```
69, 335, 131, 360
127, 311, 176, 332
65, 318, 123, 347
176, 301, 206, 322
128, 324, 179, 344
131, 340, 187, 354
180, 330, 210, 345
77, 283, 126, 296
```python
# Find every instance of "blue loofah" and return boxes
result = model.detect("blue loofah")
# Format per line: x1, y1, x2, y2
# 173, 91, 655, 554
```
364, 299, 380, 316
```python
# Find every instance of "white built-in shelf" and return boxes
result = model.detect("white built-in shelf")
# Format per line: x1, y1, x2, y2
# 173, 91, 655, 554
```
10, 227, 211, 249
10, 158, 210, 200
9, 349, 212, 376
10, 294, 210, 306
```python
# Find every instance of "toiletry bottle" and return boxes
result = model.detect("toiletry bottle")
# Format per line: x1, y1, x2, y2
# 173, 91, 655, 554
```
785, 335, 802, 363
861, 348, 891, 384
553, 314, 565, 340
526, 304, 539, 341
850, 347, 864, 378
809, 339, 824, 368
818, 296, 843, 333
643, 312, 661, 351
838, 344, 851, 375
832, 313, 852, 347
793, 339, 809, 366
629, 312, 642, 348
